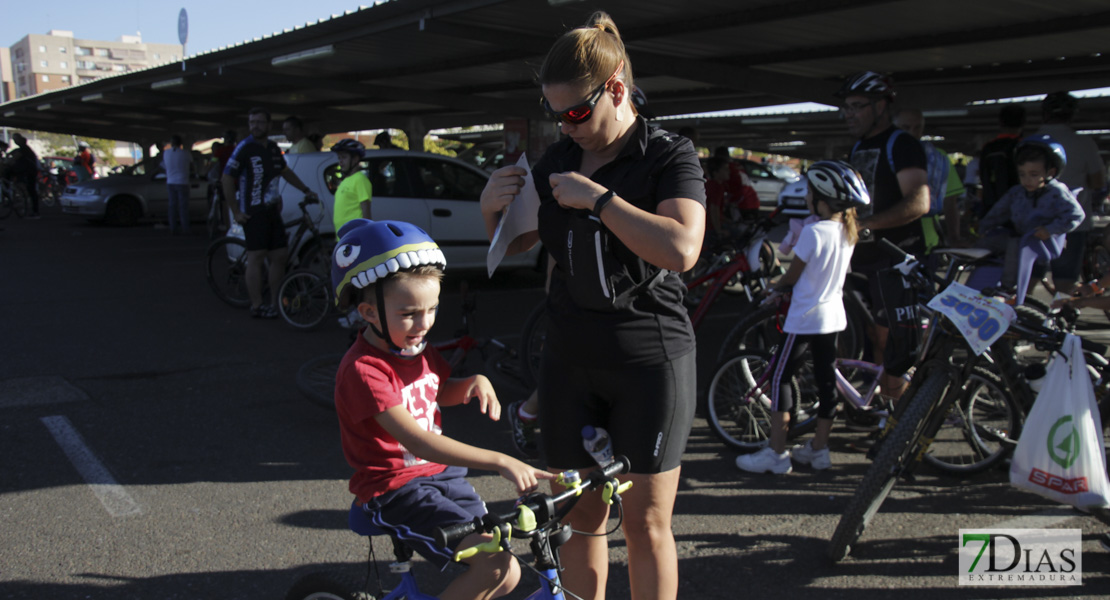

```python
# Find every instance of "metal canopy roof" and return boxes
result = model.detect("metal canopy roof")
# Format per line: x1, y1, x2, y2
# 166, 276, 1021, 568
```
3, 0, 1110, 158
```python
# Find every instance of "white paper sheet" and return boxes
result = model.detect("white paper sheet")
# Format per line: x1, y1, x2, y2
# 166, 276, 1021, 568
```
487, 153, 540, 277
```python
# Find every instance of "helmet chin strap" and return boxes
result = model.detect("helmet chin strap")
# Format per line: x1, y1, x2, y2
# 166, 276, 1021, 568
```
369, 281, 426, 357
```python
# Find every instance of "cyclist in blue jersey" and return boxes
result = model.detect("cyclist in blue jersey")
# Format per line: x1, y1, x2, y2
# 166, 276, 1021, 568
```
221, 107, 319, 319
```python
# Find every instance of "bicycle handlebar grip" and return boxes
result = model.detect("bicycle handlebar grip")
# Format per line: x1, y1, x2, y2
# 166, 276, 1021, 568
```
606, 455, 631, 478
433, 517, 481, 549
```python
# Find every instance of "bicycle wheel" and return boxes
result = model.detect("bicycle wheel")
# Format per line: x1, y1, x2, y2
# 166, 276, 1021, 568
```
716, 303, 783, 362
205, 238, 251, 308
827, 369, 951, 562
923, 366, 1021, 476
518, 300, 548, 388
206, 188, 224, 240
296, 353, 345, 409
278, 270, 333, 330
297, 236, 337, 275
0, 188, 12, 220
705, 351, 808, 450
284, 570, 373, 600
10, 184, 29, 218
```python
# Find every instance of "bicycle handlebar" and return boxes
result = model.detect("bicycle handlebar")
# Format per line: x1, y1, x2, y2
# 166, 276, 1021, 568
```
433, 456, 631, 549
1008, 314, 1109, 356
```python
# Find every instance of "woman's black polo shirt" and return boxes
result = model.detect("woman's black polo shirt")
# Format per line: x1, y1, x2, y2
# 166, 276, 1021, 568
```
533, 117, 706, 368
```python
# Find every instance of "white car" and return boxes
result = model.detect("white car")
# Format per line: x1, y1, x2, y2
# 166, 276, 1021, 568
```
776, 178, 810, 217
227, 150, 542, 272
734, 159, 789, 207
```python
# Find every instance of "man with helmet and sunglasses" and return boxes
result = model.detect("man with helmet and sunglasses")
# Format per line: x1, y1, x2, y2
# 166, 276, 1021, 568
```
330, 138, 373, 235
1036, 91, 1107, 295
331, 219, 552, 600
837, 71, 930, 400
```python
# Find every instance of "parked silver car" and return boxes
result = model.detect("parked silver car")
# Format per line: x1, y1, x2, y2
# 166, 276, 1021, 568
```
59, 157, 207, 225
225, 150, 542, 272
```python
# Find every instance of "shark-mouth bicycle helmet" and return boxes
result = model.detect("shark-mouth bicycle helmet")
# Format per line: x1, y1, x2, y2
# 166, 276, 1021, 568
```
331, 218, 447, 355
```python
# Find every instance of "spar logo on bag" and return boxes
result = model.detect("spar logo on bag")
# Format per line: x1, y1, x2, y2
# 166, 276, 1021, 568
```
959, 528, 1081, 586
1026, 416, 1089, 495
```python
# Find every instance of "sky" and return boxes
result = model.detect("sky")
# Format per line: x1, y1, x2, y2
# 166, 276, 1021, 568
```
2, 1, 380, 56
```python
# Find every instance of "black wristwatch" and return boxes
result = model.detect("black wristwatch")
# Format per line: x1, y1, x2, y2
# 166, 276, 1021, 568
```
593, 190, 615, 219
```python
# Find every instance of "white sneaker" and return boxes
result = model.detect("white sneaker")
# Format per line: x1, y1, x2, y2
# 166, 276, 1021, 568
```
791, 440, 832, 470
735, 447, 792, 474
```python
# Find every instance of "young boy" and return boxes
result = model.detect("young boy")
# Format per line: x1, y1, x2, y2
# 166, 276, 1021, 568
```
974, 134, 1084, 299
331, 219, 553, 600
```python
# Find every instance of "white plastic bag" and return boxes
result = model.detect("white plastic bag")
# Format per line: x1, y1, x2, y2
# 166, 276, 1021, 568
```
1010, 334, 1110, 510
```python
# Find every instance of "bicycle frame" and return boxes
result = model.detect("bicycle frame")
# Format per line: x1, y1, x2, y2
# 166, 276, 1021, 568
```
687, 211, 781, 329
740, 352, 885, 414
687, 251, 761, 329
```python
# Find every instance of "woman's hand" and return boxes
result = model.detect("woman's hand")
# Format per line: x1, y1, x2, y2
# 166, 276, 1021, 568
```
1033, 226, 1051, 241
549, 171, 607, 212
480, 165, 528, 217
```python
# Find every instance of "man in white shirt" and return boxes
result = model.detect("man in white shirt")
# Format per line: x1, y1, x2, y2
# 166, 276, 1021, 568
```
162, 134, 193, 235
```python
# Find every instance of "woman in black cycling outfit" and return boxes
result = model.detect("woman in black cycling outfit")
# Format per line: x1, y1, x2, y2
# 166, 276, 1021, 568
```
479, 12, 705, 600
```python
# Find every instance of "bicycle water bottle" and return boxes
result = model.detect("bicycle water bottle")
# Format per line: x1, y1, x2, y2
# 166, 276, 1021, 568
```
582, 425, 614, 467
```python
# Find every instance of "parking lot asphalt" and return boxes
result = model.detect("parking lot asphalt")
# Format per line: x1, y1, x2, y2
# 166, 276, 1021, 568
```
1, 211, 1109, 599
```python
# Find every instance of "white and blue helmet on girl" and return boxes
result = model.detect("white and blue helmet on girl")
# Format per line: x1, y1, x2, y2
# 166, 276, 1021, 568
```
805, 160, 871, 213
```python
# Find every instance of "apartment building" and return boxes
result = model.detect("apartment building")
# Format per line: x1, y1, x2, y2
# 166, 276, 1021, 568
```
0, 48, 13, 102
8, 30, 182, 99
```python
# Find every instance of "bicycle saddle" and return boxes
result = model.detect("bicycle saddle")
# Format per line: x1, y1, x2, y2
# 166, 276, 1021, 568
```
932, 247, 992, 260
348, 500, 388, 537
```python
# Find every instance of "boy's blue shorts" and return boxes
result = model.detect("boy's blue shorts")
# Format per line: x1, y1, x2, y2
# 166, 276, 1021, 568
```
361, 466, 487, 570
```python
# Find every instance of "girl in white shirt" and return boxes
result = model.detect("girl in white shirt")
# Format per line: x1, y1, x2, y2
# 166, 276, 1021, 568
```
736, 161, 870, 474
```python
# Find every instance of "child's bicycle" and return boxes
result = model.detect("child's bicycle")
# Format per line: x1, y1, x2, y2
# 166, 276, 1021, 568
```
285, 457, 634, 600
705, 292, 899, 450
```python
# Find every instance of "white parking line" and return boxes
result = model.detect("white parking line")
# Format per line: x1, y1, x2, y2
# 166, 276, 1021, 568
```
40, 415, 142, 517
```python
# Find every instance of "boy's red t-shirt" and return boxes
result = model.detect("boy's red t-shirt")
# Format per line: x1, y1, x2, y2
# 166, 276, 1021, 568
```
335, 332, 452, 503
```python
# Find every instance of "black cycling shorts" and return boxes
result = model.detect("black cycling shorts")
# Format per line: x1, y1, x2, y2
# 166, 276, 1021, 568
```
537, 350, 696, 474
243, 205, 287, 252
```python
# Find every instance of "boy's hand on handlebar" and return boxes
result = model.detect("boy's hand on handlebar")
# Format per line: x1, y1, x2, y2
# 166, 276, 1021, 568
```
461, 375, 500, 421
481, 166, 528, 217
498, 457, 557, 495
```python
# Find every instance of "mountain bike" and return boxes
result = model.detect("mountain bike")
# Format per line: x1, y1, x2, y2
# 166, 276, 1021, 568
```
205, 196, 334, 308
285, 457, 633, 600
826, 239, 1109, 562
0, 178, 30, 219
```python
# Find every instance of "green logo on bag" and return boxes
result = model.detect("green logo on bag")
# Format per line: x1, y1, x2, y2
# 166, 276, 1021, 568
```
1047, 416, 1079, 469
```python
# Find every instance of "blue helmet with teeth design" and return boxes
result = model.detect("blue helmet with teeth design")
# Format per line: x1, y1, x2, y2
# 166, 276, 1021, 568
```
331, 219, 447, 355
